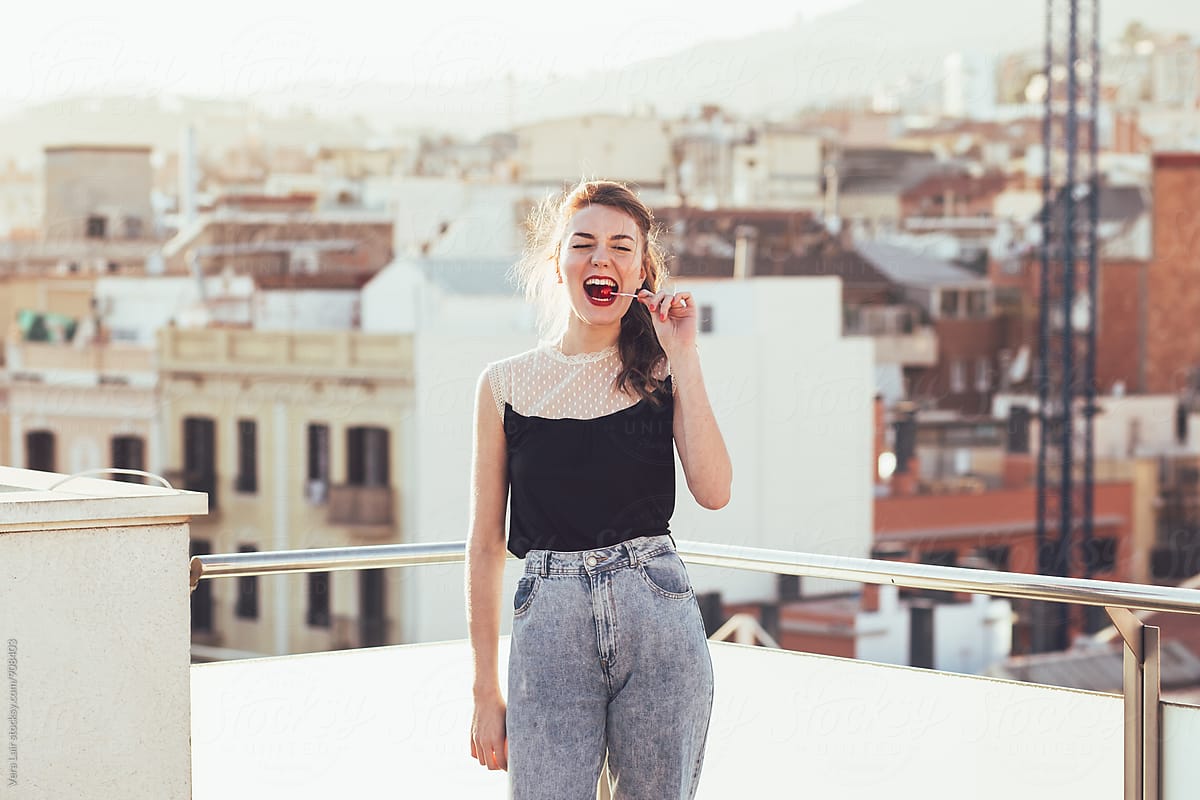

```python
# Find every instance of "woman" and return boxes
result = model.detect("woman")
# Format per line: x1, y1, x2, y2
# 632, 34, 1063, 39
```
465, 179, 732, 799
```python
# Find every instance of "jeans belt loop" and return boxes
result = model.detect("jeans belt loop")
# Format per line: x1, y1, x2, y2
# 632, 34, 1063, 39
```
540, 551, 550, 577
623, 540, 640, 569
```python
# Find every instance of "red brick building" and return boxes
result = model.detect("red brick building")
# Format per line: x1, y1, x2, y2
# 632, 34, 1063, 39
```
1144, 153, 1200, 392
1034, 155, 1200, 395
873, 483, 1135, 580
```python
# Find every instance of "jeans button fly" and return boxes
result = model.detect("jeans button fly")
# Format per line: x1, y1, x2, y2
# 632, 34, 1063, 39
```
585, 555, 598, 567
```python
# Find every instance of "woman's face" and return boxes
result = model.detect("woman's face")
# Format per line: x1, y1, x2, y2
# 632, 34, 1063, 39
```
557, 204, 647, 322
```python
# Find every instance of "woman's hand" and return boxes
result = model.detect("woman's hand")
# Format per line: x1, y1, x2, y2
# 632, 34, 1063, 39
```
470, 693, 508, 771
638, 289, 696, 359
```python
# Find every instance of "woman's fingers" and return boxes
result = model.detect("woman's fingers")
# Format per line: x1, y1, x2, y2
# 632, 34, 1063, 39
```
470, 699, 508, 770
471, 731, 508, 770
472, 738, 503, 769
639, 290, 691, 318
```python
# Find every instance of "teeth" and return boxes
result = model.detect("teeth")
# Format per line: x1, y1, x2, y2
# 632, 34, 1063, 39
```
585, 277, 618, 287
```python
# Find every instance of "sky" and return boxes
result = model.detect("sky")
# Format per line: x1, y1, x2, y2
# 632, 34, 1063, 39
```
0, 0, 859, 105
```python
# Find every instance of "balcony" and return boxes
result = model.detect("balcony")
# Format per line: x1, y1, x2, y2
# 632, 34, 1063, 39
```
867, 326, 938, 366
844, 307, 938, 367
157, 327, 414, 380
9, 464, 1200, 799
327, 483, 395, 530
5, 339, 155, 377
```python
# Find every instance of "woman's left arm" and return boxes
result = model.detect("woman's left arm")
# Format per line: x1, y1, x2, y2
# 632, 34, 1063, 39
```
669, 344, 732, 509
641, 288, 732, 510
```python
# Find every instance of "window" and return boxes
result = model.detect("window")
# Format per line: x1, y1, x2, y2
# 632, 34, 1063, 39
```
123, 216, 143, 239
307, 423, 330, 504
966, 289, 989, 318
939, 289, 960, 317
975, 545, 1011, 571
1008, 405, 1031, 454
183, 416, 218, 509
111, 435, 145, 483
25, 430, 55, 472
892, 412, 917, 474
975, 357, 991, 392
920, 550, 957, 567
236, 419, 257, 493
700, 304, 715, 334
347, 426, 389, 487
1127, 419, 1142, 457
235, 544, 258, 619
360, 569, 387, 647
307, 572, 331, 627
843, 306, 861, 334
191, 539, 213, 632
85, 214, 107, 239
949, 360, 966, 393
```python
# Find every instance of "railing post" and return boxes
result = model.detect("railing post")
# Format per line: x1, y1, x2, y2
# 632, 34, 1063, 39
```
1106, 607, 1162, 800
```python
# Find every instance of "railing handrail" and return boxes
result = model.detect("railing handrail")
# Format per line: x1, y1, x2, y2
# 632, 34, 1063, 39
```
189, 539, 1200, 616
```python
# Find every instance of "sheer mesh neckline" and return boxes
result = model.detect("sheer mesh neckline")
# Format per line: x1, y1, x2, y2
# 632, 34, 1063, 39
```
487, 340, 672, 422
539, 339, 619, 365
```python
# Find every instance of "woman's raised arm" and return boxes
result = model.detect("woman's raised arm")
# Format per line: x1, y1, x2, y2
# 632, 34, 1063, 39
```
641, 288, 733, 510
669, 344, 732, 509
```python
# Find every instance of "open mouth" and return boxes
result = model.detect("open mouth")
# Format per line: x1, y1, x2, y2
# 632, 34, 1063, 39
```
583, 276, 619, 305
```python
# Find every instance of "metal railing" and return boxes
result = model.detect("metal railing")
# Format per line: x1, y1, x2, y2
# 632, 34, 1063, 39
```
190, 539, 1200, 800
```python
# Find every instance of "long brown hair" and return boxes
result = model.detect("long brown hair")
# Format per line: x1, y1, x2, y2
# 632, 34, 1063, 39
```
510, 179, 671, 407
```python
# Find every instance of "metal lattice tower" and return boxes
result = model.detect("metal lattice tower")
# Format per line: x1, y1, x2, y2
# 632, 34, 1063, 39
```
1034, 0, 1101, 652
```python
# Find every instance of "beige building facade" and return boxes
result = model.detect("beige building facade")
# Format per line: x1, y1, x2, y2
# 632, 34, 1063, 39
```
5, 339, 159, 479
732, 127, 825, 210
1, 275, 101, 472
157, 327, 414, 656
43, 144, 154, 241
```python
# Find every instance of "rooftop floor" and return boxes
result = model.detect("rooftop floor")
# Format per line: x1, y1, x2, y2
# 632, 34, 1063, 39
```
191, 637, 1153, 799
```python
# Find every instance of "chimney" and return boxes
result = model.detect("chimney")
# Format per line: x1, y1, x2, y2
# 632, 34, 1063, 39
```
733, 225, 757, 279
823, 162, 840, 221
179, 124, 198, 225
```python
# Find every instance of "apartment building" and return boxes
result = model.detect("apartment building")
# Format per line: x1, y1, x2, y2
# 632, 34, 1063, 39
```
157, 326, 414, 656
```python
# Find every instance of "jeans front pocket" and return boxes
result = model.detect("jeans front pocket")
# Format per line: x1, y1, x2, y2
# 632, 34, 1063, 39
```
638, 552, 694, 600
513, 575, 541, 616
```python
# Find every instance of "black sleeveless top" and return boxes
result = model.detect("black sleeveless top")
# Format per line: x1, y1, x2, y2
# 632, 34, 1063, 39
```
502, 376, 675, 557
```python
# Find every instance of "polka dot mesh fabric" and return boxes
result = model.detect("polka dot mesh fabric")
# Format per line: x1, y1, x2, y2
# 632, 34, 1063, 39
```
487, 340, 675, 421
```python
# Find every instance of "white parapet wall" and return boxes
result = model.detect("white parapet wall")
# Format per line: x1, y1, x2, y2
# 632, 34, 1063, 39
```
0, 466, 207, 799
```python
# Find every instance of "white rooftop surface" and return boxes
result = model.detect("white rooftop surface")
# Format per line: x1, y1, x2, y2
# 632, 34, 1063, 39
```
191, 638, 1134, 799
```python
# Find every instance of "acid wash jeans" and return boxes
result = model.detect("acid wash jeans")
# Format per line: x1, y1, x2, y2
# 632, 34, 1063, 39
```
506, 534, 715, 800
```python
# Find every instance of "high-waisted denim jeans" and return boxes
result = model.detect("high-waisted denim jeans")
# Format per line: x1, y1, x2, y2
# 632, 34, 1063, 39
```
506, 534, 714, 800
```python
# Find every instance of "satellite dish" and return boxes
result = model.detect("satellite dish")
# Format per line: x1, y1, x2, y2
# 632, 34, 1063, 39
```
1008, 345, 1030, 383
